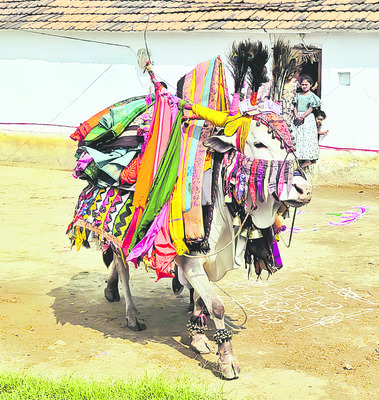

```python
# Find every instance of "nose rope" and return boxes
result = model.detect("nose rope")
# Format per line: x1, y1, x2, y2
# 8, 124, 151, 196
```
279, 206, 298, 248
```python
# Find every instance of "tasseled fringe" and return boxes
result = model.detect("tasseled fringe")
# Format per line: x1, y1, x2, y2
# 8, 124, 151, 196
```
186, 240, 211, 255
75, 226, 87, 251
102, 246, 113, 267
223, 149, 295, 207
173, 240, 189, 256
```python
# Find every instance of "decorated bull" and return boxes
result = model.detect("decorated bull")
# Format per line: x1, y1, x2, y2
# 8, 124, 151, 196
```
67, 39, 312, 379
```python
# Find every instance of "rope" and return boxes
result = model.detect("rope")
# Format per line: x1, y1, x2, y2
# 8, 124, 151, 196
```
213, 282, 248, 327
18, 30, 135, 52
279, 207, 297, 248
0, 122, 77, 129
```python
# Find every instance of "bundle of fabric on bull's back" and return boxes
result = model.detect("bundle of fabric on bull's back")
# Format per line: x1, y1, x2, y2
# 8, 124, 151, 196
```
126, 57, 231, 278
67, 57, 232, 281
70, 95, 153, 143
70, 95, 155, 188
68, 80, 189, 280
67, 95, 156, 262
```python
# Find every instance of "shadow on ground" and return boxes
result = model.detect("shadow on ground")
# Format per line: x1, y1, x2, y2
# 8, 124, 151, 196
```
47, 270, 244, 378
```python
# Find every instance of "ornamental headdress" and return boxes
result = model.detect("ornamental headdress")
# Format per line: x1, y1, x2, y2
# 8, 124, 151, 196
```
246, 41, 270, 105
271, 38, 300, 103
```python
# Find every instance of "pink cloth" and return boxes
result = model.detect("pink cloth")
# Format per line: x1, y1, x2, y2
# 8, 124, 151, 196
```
278, 162, 286, 199
154, 203, 177, 281
126, 203, 168, 265
229, 92, 240, 116
73, 153, 93, 178
154, 96, 172, 175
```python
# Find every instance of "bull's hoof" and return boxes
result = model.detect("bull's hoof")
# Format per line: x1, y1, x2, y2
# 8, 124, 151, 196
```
218, 358, 240, 380
218, 341, 240, 380
172, 265, 184, 295
104, 287, 120, 302
190, 332, 214, 354
126, 315, 146, 331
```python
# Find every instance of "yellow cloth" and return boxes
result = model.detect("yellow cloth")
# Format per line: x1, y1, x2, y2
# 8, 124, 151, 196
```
192, 104, 252, 143
169, 188, 189, 255
75, 226, 86, 251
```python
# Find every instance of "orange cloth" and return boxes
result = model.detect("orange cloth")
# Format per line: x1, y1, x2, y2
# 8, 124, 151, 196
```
132, 99, 162, 210
120, 157, 139, 185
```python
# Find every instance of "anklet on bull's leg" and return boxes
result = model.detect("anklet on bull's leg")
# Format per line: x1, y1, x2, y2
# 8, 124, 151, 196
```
188, 314, 214, 354
213, 328, 233, 345
187, 313, 207, 335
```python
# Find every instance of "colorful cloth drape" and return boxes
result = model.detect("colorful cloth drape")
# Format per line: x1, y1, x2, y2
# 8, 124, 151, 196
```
222, 149, 297, 209
180, 56, 230, 244
70, 95, 153, 143
128, 101, 184, 251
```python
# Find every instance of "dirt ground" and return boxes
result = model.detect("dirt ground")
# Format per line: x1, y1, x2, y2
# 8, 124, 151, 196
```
0, 162, 378, 400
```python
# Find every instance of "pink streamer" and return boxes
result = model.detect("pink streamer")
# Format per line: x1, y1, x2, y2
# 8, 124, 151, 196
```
320, 145, 379, 153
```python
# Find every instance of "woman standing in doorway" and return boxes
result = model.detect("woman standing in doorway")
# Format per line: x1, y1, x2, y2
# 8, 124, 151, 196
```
292, 74, 322, 168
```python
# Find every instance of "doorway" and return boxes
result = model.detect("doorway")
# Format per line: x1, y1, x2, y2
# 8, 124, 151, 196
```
294, 45, 322, 97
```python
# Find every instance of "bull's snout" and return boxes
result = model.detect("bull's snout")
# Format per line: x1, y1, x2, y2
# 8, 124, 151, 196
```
294, 182, 312, 203
280, 176, 312, 206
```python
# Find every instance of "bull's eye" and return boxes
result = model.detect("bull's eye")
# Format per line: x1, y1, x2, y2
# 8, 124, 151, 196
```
254, 142, 267, 149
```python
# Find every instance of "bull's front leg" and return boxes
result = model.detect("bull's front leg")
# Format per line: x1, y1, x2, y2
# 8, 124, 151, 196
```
178, 257, 240, 379
110, 254, 146, 331
188, 291, 214, 354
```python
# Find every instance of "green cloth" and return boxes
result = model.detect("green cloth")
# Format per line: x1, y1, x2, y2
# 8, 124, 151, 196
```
83, 97, 154, 146
129, 102, 185, 251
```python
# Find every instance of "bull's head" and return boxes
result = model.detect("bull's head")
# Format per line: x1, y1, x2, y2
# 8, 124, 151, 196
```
191, 103, 312, 229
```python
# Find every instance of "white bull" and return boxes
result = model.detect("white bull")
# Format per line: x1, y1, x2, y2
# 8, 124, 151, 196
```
103, 107, 312, 380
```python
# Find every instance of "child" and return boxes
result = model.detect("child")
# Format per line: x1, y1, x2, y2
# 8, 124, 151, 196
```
313, 109, 329, 141
292, 75, 322, 168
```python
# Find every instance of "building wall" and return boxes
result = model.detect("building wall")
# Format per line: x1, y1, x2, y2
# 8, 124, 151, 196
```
0, 29, 378, 183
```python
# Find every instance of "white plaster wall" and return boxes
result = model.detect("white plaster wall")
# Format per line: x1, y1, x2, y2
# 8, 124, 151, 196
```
315, 32, 379, 151
0, 29, 378, 153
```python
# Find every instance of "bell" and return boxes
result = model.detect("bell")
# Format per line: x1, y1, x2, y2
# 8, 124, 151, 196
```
277, 204, 287, 216
233, 215, 241, 227
224, 195, 232, 203
249, 228, 263, 239
241, 228, 248, 238
274, 214, 284, 230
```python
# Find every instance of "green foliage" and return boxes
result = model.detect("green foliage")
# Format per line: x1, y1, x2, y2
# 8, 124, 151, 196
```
0, 371, 228, 400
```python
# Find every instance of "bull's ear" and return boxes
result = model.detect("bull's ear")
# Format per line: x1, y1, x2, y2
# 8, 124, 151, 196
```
203, 136, 236, 153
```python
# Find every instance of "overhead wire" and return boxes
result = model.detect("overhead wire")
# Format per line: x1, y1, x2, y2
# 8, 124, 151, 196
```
5, 63, 113, 161
6, 27, 146, 160
18, 29, 136, 53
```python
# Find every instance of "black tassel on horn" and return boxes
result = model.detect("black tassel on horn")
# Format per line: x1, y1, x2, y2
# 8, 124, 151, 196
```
226, 40, 254, 94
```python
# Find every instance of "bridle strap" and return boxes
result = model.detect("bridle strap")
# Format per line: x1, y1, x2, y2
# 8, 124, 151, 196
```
279, 206, 297, 248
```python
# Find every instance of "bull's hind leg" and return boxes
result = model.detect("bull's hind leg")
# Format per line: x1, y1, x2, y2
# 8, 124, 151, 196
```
188, 291, 214, 354
104, 261, 120, 302
113, 254, 146, 331
178, 257, 240, 379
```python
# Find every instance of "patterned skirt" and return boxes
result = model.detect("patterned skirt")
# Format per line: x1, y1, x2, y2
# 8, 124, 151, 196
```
292, 112, 319, 161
